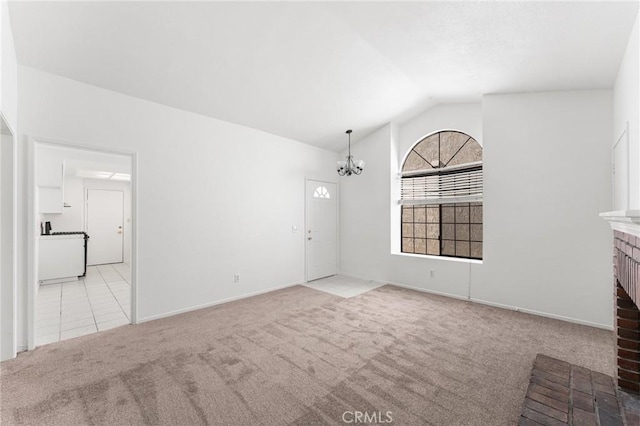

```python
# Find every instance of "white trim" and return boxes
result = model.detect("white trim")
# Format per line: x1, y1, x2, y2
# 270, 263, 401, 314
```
137, 281, 300, 323
27, 138, 36, 350
350, 275, 471, 302
386, 282, 469, 302
0, 111, 17, 360
340, 272, 470, 301
390, 251, 483, 264
600, 210, 640, 238
468, 297, 613, 331
612, 122, 630, 210
0, 111, 15, 137
32, 137, 137, 158
340, 273, 612, 330
131, 152, 138, 324
27, 136, 139, 352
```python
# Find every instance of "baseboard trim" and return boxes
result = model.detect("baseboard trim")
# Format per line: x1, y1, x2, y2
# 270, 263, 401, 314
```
339, 271, 471, 302
339, 272, 613, 331
110, 273, 615, 331
137, 281, 301, 324
469, 297, 613, 331
384, 281, 470, 302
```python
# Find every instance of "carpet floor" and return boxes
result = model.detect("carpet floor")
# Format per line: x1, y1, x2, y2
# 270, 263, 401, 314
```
0, 284, 614, 425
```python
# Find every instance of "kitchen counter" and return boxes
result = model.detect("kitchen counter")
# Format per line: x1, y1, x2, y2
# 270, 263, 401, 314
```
39, 234, 86, 240
39, 232, 88, 283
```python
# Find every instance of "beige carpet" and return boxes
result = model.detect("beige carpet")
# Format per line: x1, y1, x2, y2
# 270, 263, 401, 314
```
0, 284, 613, 425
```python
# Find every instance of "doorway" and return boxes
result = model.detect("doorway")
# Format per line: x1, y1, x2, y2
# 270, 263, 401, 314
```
29, 139, 136, 349
0, 115, 16, 360
305, 179, 337, 282
86, 189, 124, 265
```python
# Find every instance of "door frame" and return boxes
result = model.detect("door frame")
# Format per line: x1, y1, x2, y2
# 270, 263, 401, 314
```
85, 188, 125, 265
612, 121, 630, 210
27, 137, 139, 350
304, 178, 339, 283
0, 112, 17, 360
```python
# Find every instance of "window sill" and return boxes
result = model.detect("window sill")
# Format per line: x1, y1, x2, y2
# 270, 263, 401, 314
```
391, 251, 483, 264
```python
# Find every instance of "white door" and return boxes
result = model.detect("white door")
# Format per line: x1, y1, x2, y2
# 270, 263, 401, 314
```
86, 189, 124, 265
306, 180, 337, 282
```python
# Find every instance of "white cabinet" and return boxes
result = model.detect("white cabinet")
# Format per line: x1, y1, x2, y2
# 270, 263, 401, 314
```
38, 160, 65, 214
39, 235, 85, 281
39, 188, 64, 214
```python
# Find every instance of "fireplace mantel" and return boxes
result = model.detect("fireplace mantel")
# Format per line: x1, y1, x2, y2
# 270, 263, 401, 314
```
600, 210, 640, 237
601, 210, 640, 394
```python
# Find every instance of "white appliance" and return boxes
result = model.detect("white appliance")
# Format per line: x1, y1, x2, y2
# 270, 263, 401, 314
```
39, 234, 85, 283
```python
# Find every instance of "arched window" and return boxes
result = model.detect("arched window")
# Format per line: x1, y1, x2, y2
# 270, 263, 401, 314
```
313, 186, 330, 199
400, 131, 483, 259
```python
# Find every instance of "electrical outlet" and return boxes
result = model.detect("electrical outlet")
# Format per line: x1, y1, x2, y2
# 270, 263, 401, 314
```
430, 270, 435, 278
234, 274, 240, 283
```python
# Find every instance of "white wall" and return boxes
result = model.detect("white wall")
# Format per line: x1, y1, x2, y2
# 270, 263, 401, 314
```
340, 93, 614, 328
613, 13, 639, 210
474, 90, 613, 328
0, 0, 17, 131
340, 124, 392, 281
17, 66, 337, 347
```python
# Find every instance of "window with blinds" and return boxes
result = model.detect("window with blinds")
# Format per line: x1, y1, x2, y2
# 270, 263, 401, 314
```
401, 164, 483, 204
400, 131, 483, 259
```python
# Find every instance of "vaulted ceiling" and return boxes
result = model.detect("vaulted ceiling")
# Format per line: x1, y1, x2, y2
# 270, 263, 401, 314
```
8, 1, 639, 151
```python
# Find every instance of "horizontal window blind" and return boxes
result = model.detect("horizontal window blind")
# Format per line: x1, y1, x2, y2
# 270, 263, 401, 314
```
400, 167, 482, 205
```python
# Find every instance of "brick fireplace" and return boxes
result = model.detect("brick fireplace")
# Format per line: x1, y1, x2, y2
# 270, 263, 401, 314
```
602, 211, 640, 394
614, 230, 640, 393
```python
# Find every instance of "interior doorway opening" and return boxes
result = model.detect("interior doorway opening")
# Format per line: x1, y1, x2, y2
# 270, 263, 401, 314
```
30, 140, 136, 348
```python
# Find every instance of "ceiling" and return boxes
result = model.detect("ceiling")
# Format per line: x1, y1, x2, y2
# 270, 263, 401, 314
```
9, 1, 639, 151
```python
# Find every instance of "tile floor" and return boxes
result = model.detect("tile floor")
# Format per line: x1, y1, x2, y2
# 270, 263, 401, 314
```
36, 263, 131, 346
303, 274, 385, 298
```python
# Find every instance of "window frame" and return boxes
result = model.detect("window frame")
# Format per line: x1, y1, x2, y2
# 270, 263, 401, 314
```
399, 131, 483, 261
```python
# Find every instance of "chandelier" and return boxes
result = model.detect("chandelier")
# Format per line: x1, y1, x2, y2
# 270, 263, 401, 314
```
336, 129, 365, 176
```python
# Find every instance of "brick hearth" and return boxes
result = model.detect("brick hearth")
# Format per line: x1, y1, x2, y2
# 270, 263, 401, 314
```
519, 354, 640, 425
